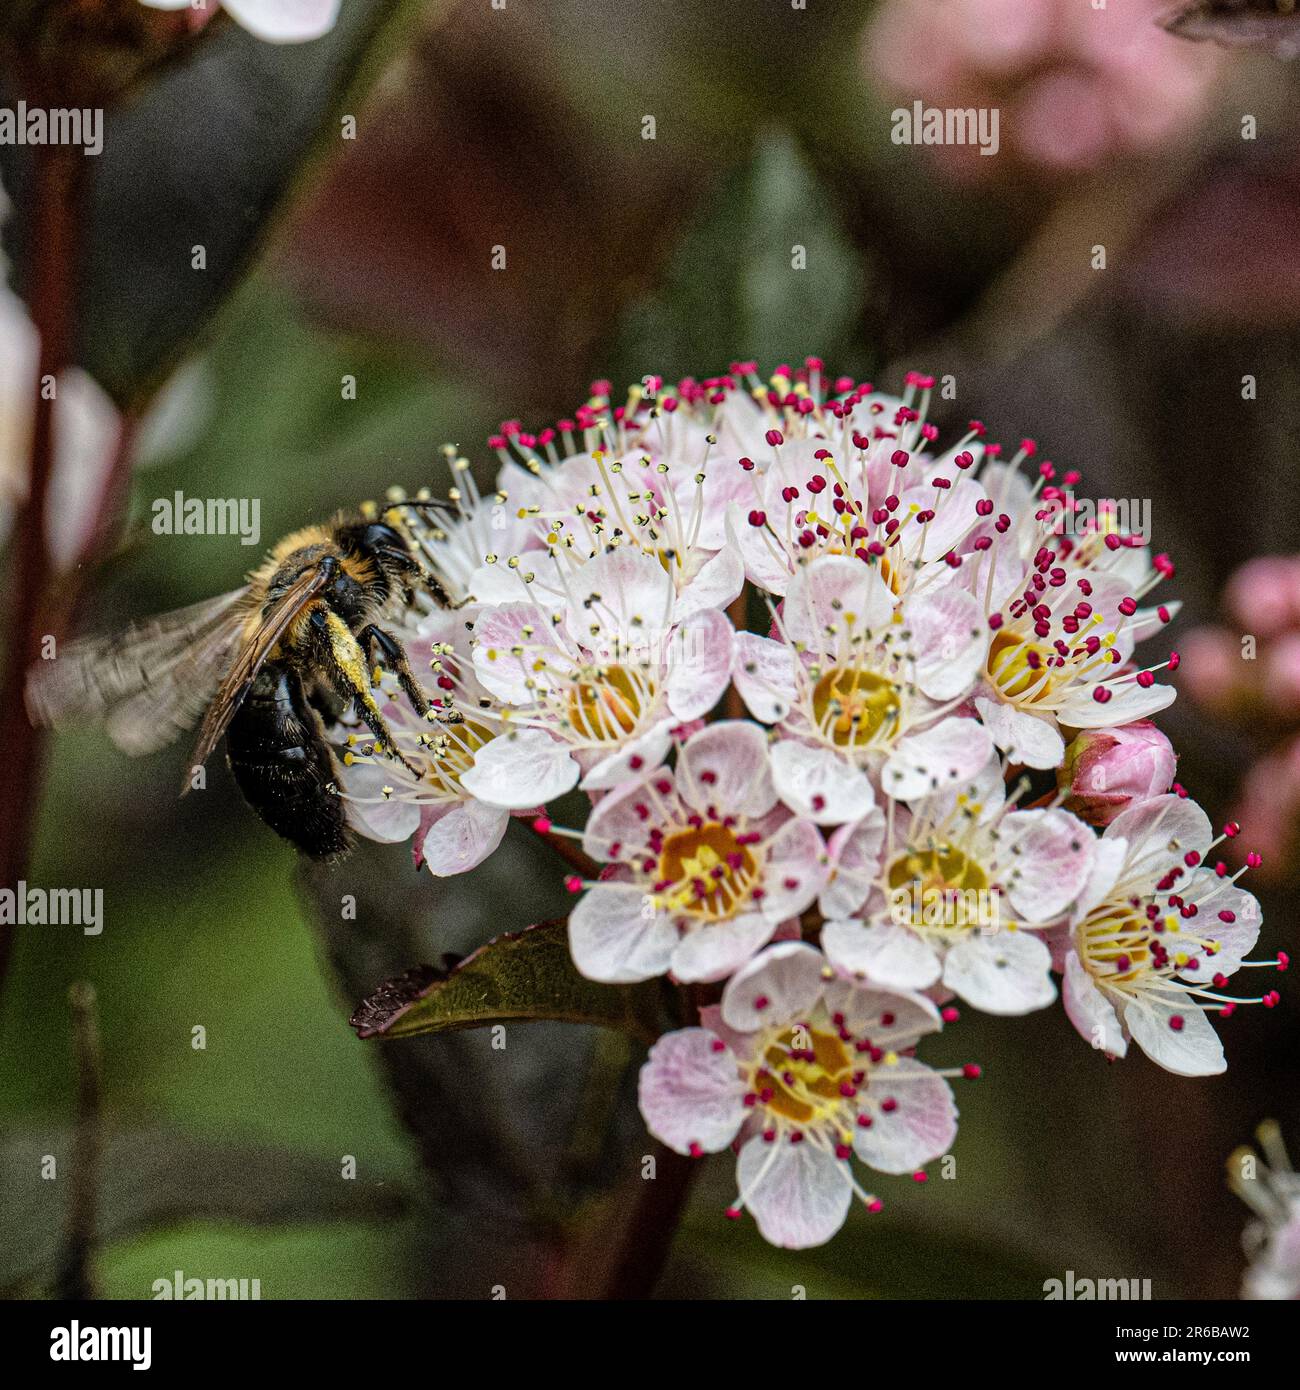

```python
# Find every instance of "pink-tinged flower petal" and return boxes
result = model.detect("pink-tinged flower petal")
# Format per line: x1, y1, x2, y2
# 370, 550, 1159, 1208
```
759, 817, 828, 921
771, 740, 875, 826
220, 0, 341, 43
941, 930, 1056, 1015
471, 602, 561, 702
676, 720, 777, 818
460, 729, 579, 809
638, 1028, 746, 1154
822, 919, 943, 992
974, 696, 1064, 770
1122, 997, 1225, 1077
736, 1134, 852, 1249
419, 799, 510, 877
339, 762, 421, 843
906, 585, 985, 702
670, 913, 776, 984
882, 715, 993, 802
581, 766, 671, 861
896, 476, 987, 563
1062, 951, 1127, 1058
665, 608, 733, 721
821, 977, 943, 1046
721, 940, 826, 1033
1104, 793, 1213, 877
854, 1058, 957, 1175
1003, 808, 1095, 923
567, 545, 675, 652
568, 883, 678, 983
579, 721, 674, 792
675, 545, 745, 620
819, 810, 886, 918
1175, 881, 1261, 982
782, 555, 895, 649
731, 631, 798, 724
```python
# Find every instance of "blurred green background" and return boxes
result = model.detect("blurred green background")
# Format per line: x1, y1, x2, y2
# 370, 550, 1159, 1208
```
3, 0, 1299, 1299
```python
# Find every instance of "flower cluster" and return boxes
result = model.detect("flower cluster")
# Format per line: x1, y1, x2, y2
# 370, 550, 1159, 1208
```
335, 362, 1286, 1247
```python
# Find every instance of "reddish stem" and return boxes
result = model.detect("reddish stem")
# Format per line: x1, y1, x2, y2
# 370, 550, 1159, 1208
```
0, 138, 87, 990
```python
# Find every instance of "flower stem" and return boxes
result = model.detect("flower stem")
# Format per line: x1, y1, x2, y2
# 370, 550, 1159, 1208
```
0, 136, 86, 992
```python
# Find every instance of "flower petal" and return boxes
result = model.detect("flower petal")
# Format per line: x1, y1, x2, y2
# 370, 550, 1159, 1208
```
940, 930, 1057, 1015
419, 798, 510, 877
638, 1028, 746, 1154
974, 696, 1065, 770
1062, 951, 1127, 1058
731, 631, 798, 724
771, 740, 875, 825
1123, 997, 1225, 1077
568, 883, 678, 983
460, 729, 580, 809
736, 1134, 852, 1248
677, 721, 777, 818
670, 913, 776, 984
882, 715, 993, 802
855, 1058, 957, 1175
721, 941, 827, 1032
821, 919, 942, 991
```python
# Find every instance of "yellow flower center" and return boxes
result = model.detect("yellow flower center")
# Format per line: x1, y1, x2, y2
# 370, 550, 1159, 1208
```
986, 631, 1055, 703
811, 665, 900, 748
887, 845, 990, 933
1077, 907, 1156, 988
657, 822, 755, 921
754, 1024, 854, 1125
567, 665, 649, 742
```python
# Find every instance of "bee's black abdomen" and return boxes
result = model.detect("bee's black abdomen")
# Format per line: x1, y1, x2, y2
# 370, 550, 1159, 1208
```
226, 666, 349, 859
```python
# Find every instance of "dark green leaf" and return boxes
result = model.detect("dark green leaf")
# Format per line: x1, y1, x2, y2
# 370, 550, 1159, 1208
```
351, 919, 674, 1044
0, 0, 436, 406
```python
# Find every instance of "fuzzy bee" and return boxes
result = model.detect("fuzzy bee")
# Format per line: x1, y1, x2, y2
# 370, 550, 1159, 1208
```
26, 506, 448, 859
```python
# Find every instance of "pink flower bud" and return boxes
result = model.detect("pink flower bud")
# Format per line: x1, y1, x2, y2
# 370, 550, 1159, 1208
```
1058, 721, 1177, 827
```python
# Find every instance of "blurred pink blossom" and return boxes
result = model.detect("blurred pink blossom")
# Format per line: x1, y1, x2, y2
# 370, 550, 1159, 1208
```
865, 0, 1224, 182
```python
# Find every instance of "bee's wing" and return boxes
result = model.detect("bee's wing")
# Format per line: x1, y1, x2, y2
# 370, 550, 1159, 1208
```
185, 562, 335, 785
26, 589, 254, 757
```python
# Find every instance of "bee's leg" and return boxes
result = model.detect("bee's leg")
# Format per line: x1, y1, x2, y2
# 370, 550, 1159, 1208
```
358, 624, 431, 719
309, 608, 419, 775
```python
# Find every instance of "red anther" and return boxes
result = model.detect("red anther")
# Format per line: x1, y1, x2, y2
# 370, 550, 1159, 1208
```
753, 995, 770, 1011
564, 874, 582, 893
739, 455, 755, 471
748, 509, 767, 527
1168, 651, 1180, 670
941, 1006, 960, 1022
532, 815, 552, 835
725, 1207, 742, 1221
912, 1171, 928, 1184
891, 449, 910, 467
765, 429, 784, 447
962, 1063, 982, 1079
1224, 821, 1240, 838
1278, 951, 1290, 972
1168, 1015, 1185, 1032
1136, 671, 1155, 688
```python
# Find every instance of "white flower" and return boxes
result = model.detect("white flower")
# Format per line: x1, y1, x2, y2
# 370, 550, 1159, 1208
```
139, 0, 340, 44
638, 941, 964, 1248
820, 754, 1095, 1015
334, 608, 569, 877
963, 454, 1180, 771
468, 544, 733, 796
1060, 794, 1277, 1075
567, 722, 827, 983
733, 553, 991, 814
1230, 1123, 1300, 1301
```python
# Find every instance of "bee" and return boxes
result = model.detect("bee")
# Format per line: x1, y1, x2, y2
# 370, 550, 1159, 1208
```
26, 506, 448, 859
